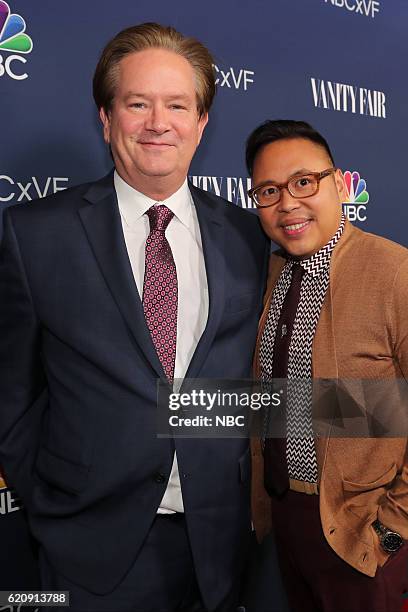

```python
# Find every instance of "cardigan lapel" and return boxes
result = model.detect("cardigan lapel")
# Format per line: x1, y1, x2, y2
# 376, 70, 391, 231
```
313, 221, 357, 478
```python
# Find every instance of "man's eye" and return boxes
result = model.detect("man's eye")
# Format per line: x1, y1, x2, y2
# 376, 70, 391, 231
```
261, 185, 279, 198
170, 104, 186, 110
294, 176, 312, 189
130, 102, 145, 109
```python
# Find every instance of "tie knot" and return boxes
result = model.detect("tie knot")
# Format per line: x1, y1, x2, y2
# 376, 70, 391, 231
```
291, 263, 304, 282
146, 205, 174, 232
290, 263, 305, 287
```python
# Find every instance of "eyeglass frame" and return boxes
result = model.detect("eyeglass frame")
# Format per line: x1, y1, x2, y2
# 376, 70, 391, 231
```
247, 167, 336, 209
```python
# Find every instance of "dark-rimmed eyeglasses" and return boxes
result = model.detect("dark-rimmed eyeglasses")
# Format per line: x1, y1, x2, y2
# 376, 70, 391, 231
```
247, 168, 336, 208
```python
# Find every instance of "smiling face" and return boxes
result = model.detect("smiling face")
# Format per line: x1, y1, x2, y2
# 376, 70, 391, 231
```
99, 48, 208, 200
252, 138, 345, 258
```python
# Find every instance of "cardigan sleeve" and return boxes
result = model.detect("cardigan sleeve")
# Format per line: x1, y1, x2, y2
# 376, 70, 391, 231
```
377, 255, 408, 539
390, 256, 408, 380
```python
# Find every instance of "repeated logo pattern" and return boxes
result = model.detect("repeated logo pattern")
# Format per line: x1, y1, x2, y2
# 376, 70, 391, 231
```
260, 214, 345, 483
142, 205, 177, 383
343, 170, 369, 205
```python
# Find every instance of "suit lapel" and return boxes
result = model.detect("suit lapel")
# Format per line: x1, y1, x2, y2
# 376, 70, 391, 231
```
183, 186, 225, 381
78, 173, 166, 380
253, 252, 285, 378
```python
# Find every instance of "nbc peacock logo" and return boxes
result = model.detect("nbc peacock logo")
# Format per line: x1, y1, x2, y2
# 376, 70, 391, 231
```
0, 464, 24, 515
0, 466, 7, 490
342, 170, 370, 222
0, 0, 33, 80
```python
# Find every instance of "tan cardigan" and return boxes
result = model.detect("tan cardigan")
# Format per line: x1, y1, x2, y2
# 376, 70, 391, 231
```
251, 221, 408, 576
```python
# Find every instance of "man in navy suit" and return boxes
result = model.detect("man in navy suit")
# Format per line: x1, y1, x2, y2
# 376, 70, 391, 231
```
0, 23, 268, 612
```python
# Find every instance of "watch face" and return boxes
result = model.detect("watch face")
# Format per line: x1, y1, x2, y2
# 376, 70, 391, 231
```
383, 532, 403, 553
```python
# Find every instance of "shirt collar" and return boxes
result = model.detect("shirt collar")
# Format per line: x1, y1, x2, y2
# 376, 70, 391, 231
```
114, 170, 194, 231
289, 213, 346, 277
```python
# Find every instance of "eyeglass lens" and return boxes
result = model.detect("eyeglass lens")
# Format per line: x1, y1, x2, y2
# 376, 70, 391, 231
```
255, 174, 319, 206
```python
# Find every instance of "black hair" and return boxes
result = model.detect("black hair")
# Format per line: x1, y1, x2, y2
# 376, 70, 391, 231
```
245, 119, 335, 175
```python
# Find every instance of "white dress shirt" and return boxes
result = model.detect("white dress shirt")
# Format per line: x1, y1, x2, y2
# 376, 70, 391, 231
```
114, 171, 209, 513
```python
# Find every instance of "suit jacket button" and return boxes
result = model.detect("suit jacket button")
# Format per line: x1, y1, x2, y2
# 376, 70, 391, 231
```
154, 472, 166, 484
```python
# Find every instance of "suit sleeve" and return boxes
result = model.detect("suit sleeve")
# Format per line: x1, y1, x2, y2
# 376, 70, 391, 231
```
0, 208, 47, 503
377, 255, 408, 537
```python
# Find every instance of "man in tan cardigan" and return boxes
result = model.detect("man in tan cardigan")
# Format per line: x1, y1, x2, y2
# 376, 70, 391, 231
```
247, 120, 408, 612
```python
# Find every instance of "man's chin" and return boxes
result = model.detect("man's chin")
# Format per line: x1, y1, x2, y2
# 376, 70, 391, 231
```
135, 161, 178, 178
121, 165, 175, 183
272, 237, 315, 259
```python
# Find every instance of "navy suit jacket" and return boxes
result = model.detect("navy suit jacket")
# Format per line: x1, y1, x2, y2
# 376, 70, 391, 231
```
0, 172, 269, 609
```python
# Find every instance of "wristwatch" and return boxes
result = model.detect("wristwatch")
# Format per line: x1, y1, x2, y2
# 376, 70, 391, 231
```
372, 519, 404, 553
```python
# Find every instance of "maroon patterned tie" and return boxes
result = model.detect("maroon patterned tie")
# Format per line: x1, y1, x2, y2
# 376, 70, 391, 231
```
142, 205, 178, 382
264, 263, 304, 496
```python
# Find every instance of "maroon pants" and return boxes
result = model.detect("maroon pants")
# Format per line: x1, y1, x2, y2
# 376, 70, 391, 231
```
271, 490, 408, 612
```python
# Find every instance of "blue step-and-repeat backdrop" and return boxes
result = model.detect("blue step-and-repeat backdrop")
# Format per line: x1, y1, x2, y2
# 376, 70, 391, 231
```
1, 0, 407, 608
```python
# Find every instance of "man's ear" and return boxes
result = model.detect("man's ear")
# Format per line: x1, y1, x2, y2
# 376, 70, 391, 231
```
99, 107, 111, 144
334, 168, 346, 201
196, 112, 208, 146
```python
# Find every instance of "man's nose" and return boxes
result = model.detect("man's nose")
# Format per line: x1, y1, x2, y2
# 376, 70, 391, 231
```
145, 104, 169, 133
277, 187, 301, 213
